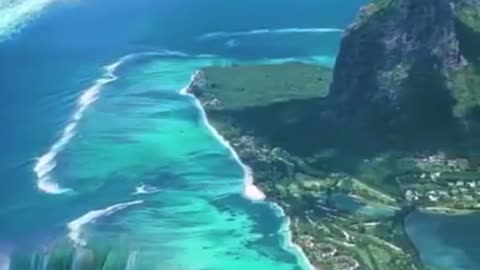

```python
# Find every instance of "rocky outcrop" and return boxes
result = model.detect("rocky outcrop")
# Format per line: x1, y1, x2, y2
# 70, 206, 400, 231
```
330, 0, 480, 133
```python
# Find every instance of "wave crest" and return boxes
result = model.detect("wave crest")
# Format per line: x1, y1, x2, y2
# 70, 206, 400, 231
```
0, 0, 56, 42
34, 50, 202, 194
197, 27, 344, 40
67, 200, 143, 247
180, 72, 266, 201
34, 61, 118, 194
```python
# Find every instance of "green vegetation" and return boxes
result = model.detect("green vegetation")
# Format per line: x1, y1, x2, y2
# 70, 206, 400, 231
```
199, 62, 331, 110
452, 65, 480, 117
456, 1, 480, 32
192, 60, 480, 269
349, 0, 394, 31
274, 176, 419, 270
452, 3, 480, 117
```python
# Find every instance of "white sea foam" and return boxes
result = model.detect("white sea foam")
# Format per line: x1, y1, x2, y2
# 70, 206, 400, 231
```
67, 200, 143, 247
0, 0, 57, 42
34, 65, 117, 194
180, 72, 266, 201
269, 173, 317, 268
181, 71, 319, 269
34, 50, 200, 194
283, 217, 317, 270
197, 27, 344, 40
133, 184, 161, 195
272, 204, 316, 270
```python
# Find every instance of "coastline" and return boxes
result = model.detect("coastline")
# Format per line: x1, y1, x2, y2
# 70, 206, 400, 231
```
273, 203, 318, 270
179, 71, 317, 270
179, 63, 438, 270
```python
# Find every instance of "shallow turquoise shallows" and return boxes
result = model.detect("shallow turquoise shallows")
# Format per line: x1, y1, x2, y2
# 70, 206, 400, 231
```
6, 53, 325, 270
59, 55, 311, 269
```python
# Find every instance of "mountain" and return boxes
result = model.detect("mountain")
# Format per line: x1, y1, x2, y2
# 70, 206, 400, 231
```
331, 0, 480, 142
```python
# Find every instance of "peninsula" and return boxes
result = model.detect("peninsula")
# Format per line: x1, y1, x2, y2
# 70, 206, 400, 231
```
186, 0, 480, 269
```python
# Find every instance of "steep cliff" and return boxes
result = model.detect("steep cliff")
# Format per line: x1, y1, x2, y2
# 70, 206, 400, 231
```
330, 0, 480, 137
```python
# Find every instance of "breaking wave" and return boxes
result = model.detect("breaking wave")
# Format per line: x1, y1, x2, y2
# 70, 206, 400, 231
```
0, 0, 56, 42
180, 71, 316, 269
180, 72, 266, 201
67, 200, 143, 247
34, 50, 209, 194
33, 56, 120, 194
274, 205, 316, 270
197, 27, 344, 40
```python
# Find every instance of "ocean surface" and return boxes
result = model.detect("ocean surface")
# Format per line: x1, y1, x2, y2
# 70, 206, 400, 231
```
0, 0, 365, 269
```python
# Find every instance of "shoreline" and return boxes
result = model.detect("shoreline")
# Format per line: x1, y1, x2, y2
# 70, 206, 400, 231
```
179, 72, 317, 270
272, 203, 317, 270
179, 72, 266, 201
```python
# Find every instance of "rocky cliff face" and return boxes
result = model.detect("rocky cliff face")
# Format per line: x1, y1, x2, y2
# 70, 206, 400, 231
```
330, 0, 480, 134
